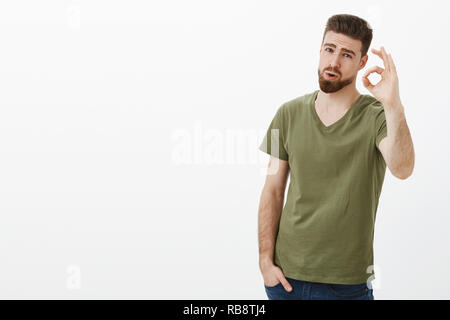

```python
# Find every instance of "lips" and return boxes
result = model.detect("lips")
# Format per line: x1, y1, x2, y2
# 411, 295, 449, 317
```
325, 71, 339, 79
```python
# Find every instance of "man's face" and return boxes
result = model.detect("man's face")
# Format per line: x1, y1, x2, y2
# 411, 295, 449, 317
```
318, 31, 366, 93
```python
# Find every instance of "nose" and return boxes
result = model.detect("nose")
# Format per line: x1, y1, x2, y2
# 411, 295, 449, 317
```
330, 52, 341, 70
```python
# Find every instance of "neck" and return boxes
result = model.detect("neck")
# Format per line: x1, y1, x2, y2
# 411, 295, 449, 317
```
316, 85, 360, 113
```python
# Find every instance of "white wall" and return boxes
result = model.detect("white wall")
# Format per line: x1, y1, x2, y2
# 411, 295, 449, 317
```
0, 0, 448, 299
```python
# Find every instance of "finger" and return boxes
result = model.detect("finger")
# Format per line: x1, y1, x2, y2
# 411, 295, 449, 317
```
371, 47, 389, 70
362, 75, 374, 90
279, 276, 293, 292
381, 46, 391, 71
371, 48, 381, 59
362, 66, 384, 78
388, 53, 397, 73
371, 48, 387, 69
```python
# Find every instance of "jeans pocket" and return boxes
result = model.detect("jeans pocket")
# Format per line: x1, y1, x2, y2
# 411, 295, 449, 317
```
327, 282, 369, 299
264, 282, 282, 289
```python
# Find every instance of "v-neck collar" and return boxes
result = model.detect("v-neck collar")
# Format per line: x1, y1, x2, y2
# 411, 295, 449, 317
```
310, 89, 363, 131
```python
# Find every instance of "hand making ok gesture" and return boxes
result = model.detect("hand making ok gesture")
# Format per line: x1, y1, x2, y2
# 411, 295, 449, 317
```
362, 46, 402, 108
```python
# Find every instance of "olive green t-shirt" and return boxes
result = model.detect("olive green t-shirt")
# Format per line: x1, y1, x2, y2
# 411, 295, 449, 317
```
259, 89, 388, 285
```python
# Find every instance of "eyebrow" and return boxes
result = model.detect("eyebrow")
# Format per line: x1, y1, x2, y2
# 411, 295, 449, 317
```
323, 43, 356, 56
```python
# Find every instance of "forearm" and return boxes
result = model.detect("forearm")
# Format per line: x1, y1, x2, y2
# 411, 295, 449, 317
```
258, 189, 284, 269
384, 103, 415, 178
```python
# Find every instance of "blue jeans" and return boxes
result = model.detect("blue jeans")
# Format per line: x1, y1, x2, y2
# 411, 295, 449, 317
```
264, 277, 374, 300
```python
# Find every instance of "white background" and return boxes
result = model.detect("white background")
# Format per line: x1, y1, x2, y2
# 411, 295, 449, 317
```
0, 0, 448, 299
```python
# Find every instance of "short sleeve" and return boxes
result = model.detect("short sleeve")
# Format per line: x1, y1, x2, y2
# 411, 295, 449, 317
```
375, 105, 388, 148
258, 105, 289, 161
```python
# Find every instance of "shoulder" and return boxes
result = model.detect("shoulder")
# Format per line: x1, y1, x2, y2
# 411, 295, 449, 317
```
364, 94, 385, 115
356, 94, 386, 125
359, 95, 388, 136
280, 90, 317, 114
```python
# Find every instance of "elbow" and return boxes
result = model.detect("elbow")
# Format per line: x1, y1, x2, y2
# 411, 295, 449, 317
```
395, 172, 412, 180
392, 164, 414, 180
389, 148, 415, 180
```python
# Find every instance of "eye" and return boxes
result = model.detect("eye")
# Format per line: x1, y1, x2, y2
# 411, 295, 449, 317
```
325, 47, 333, 53
344, 53, 352, 58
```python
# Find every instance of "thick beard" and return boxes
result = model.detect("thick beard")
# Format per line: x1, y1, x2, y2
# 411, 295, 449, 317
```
318, 68, 354, 93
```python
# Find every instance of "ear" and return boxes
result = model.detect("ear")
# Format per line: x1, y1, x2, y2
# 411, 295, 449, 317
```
359, 54, 368, 71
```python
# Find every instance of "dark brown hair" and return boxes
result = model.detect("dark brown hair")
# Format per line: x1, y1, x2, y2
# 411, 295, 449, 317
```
322, 14, 373, 59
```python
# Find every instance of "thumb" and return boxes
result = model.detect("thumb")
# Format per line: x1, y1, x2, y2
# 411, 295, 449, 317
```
362, 76, 374, 91
279, 276, 293, 292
